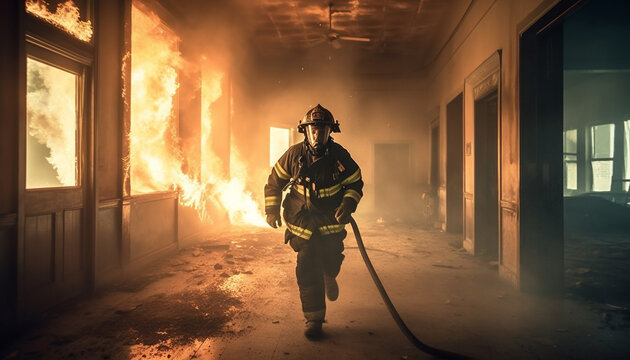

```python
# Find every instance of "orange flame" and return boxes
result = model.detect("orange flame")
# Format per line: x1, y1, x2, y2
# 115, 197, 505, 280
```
129, 4, 265, 226
199, 69, 266, 226
25, 0, 93, 42
129, 4, 182, 194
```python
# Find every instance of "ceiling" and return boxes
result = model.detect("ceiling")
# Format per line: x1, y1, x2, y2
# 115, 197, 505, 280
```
163, 0, 472, 70
254, 0, 470, 57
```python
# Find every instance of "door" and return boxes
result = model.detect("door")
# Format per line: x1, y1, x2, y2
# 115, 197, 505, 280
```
20, 43, 91, 315
430, 123, 440, 225
474, 91, 499, 259
375, 143, 411, 219
463, 51, 501, 255
446, 93, 463, 233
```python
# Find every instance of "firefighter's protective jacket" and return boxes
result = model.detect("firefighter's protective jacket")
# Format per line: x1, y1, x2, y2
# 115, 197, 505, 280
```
265, 140, 363, 242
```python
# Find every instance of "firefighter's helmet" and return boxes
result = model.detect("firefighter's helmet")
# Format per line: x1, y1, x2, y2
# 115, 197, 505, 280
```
298, 104, 340, 133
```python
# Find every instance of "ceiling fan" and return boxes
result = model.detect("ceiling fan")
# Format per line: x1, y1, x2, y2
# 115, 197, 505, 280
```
321, 3, 371, 49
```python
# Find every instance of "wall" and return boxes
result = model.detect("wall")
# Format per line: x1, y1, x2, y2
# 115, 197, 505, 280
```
0, 0, 20, 339
234, 50, 428, 218
565, 72, 630, 130
422, 0, 558, 286
95, 0, 124, 285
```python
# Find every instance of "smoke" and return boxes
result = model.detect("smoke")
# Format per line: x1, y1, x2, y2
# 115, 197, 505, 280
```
144, 0, 429, 221
26, 58, 77, 188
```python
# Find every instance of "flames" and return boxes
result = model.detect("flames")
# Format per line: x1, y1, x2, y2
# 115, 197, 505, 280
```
25, 0, 93, 42
129, 4, 181, 194
129, 4, 265, 226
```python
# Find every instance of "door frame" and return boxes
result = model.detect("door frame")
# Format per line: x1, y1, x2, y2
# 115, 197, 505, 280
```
17, 15, 95, 319
519, 0, 584, 294
446, 93, 463, 233
463, 50, 502, 255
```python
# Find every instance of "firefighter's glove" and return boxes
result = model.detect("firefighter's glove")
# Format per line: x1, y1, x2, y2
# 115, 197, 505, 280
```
266, 213, 282, 228
335, 198, 354, 224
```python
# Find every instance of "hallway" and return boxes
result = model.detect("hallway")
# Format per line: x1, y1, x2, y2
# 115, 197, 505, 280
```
3, 216, 628, 360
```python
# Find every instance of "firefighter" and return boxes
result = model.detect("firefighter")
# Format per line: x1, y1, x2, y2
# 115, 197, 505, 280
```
264, 104, 363, 339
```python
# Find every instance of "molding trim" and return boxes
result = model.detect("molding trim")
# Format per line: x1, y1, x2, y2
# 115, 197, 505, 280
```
99, 198, 122, 209
465, 50, 501, 100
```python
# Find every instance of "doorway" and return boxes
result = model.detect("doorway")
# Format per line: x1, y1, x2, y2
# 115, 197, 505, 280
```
446, 93, 463, 233
474, 91, 499, 260
374, 143, 411, 220
562, 0, 630, 307
20, 43, 92, 315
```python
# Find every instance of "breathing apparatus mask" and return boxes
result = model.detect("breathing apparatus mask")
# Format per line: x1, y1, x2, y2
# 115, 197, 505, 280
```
305, 124, 331, 157
297, 104, 340, 157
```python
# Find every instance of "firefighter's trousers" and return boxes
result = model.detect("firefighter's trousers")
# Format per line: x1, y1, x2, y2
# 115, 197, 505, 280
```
290, 231, 345, 319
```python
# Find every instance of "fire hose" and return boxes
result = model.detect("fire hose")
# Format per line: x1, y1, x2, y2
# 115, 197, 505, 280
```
349, 217, 474, 360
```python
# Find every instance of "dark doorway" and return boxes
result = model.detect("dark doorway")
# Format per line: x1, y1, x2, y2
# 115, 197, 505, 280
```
520, 0, 571, 295
375, 143, 411, 220
430, 124, 439, 225
562, 0, 630, 308
474, 91, 498, 259
430, 123, 439, 189
446, 93, 463, 233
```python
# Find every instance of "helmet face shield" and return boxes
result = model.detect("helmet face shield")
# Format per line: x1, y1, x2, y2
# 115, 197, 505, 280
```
306, 124, 331, 155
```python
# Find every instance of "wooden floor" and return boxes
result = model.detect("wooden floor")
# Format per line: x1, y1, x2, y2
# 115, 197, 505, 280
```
3, 215, 629, 359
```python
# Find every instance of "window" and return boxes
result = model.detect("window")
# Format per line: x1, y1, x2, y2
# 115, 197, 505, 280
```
590, 123, 615, 191
26, 57, 79, 189
129, 3, 181, 194
563, 129, 578, 191
624, 120, 630, 192
269, 127, 290, 167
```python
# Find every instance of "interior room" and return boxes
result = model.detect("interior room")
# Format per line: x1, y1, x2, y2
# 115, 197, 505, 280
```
1, 0, 628, 359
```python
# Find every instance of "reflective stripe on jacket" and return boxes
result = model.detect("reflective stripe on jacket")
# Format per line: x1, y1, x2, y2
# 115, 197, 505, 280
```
264, 141, 363, 238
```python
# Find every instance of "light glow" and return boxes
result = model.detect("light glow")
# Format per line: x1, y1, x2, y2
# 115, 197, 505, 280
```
269, 127, 290, 167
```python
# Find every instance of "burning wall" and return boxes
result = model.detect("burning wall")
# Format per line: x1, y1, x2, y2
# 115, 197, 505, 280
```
128, 3, 264, 226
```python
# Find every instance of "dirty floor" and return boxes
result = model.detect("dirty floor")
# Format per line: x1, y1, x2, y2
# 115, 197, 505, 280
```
3, 215, 629, 360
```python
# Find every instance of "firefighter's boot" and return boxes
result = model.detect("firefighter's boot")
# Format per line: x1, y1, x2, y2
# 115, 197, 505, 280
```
304, 309, 325, 339
324, 274, 338, 301
304, 320, 323, 339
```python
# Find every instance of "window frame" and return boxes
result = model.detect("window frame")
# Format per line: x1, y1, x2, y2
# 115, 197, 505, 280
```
624, 119, 630, 192
563, 128, 578, 192
24, 25, 92, 192
588, 123, 615, 192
